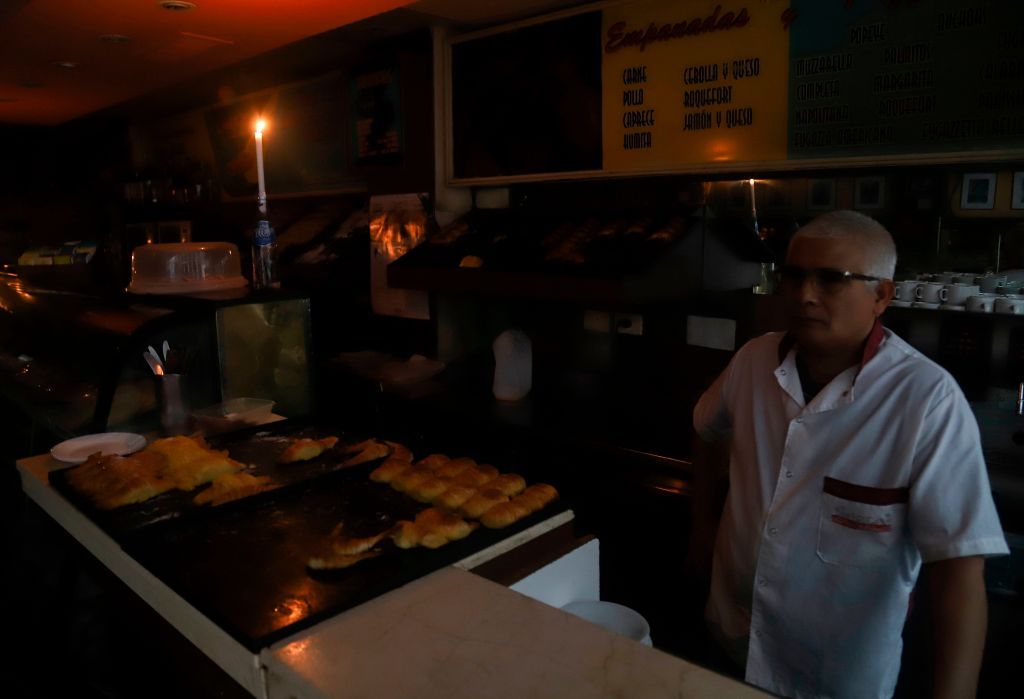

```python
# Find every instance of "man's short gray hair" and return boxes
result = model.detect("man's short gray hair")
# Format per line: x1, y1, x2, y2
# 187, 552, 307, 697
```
790, 210, 897, 280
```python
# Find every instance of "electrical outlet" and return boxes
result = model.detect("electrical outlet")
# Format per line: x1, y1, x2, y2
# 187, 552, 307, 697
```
615, 313, 643, 336
583, 310, 612, 332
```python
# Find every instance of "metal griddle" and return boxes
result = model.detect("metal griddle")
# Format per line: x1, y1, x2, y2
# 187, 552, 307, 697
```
52, 421, 570, 651
49, 423, 371, 538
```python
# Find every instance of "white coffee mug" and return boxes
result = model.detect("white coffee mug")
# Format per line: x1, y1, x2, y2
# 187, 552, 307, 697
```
934, 272, 955, 283
978, 274, 1007, 293
915, 281, 945, 303
940, 283, 981, 306
965, 295, 995, 313
995, 296, 1024, 314
895, 281, 919, 301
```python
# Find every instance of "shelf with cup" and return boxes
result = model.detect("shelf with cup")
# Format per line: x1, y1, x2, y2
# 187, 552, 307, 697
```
890, 272, 1024, 314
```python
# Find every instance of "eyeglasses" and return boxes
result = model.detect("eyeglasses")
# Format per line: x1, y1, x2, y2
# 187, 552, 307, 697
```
776, 265, 883, 294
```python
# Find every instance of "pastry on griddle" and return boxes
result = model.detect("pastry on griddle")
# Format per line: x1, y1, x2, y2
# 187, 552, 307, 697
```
392, 507, 476, 549
390, 520, 422, 549
482, 473, 526, 497
307, 550, 382, 570
193, 471, 275, 506
415, 453, 451, 471
434, 456, 478, 477
408, 476, 452, 504
307, 522, 393, 569
145, 435, 245, 490
66, 450, 176, 510
384, 441, 413, 463
370, 457, 414, 483
458, 487, 509, 519
327, 523, 393, 555
277, 436, 339, 464
390, 464, 434, 494
434, 485, 476, 510
339, 438, 392, 467
516, 483, 559, 513
480, 499, 532, 529
451, 463, 499, 488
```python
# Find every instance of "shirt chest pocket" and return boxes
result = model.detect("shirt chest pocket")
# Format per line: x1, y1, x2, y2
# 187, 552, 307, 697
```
816, 477, 909, 569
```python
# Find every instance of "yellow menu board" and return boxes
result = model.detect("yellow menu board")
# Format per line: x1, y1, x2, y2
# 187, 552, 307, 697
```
602, 0, 791, 171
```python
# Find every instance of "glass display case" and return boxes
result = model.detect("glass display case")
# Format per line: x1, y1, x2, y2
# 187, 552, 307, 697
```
0, 272, 312, 444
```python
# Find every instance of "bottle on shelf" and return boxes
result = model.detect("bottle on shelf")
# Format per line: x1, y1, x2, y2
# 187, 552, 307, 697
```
250, 194, 279, 290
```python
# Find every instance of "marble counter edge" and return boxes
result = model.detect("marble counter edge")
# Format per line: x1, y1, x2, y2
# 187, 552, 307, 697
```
261, 566, 769, 699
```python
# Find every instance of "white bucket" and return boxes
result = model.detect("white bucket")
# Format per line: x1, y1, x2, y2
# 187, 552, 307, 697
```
561, 600, 653, 647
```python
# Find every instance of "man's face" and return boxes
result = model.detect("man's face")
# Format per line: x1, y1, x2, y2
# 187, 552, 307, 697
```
782, 235, 893, 356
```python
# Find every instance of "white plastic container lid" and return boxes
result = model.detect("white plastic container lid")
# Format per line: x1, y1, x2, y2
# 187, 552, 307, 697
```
129, 242, 248, 294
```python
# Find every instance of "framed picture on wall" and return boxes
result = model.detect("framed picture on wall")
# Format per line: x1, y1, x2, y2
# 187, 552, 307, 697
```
1012, 172, 1024, 210
808, 179, 835, 210
854, 176, 885, 209
961, 173, 997, 210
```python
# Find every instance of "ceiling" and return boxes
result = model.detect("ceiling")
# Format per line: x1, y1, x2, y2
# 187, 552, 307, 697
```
0, 0, 582, 127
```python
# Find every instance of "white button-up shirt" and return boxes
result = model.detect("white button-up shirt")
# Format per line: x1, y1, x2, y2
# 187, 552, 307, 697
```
693, 326, 1008, 699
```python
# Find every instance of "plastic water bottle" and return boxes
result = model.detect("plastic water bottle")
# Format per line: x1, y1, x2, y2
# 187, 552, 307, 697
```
251, 216, 279, 290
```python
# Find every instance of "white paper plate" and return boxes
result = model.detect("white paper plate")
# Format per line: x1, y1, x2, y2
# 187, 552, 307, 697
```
50, 433, 147, 464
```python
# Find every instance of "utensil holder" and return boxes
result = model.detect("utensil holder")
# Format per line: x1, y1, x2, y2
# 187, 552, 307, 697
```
156, 373, 190, 435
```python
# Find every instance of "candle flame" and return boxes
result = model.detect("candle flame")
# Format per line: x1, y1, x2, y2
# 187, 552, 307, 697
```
255, 118, 267, 135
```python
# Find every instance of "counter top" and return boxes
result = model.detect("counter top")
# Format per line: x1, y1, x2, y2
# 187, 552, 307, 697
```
265, 566, 766, 699
18, 452, 766, 699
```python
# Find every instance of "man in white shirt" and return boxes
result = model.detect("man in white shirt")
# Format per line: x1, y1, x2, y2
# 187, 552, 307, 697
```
691, 210, 1008, 699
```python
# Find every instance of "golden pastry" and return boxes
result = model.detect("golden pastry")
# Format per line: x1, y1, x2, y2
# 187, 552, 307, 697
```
277, 436, 339, 464
415, 507, 475, 542
65, 435, 246, 508
433, 457, 475, 478
327, 523, 393, 555
66, 450, 175, 510
516, 483, 559, 513
482, 473, 526, 497
391, 520, 422, 549
149, 435, 245, 490
409, 476, 452, 503
370, 457, 414, 483
384, 441, 414, 462
451, 464, 498, 488
434, 485, 476, 510
391, 465, 434, 494
459, 488, 509, 519
414, 453, 451, 471
339, 438, 391, 467
481, 500, 532, 529
390, 508, 476, 549
307, 550, 382, 570
193, 471, 275, 506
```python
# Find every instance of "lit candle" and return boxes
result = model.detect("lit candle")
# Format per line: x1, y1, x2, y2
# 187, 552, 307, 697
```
255, 119, 267, 214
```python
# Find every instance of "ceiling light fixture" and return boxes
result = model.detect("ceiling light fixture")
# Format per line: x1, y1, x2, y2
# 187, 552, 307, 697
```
158, 1, 198, 11
54, 61, 80, 69
98, 34, 132, 44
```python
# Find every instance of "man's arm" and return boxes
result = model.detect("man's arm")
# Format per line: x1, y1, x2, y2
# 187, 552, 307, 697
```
685, 434, 730, 583
926, 555, 987, 699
